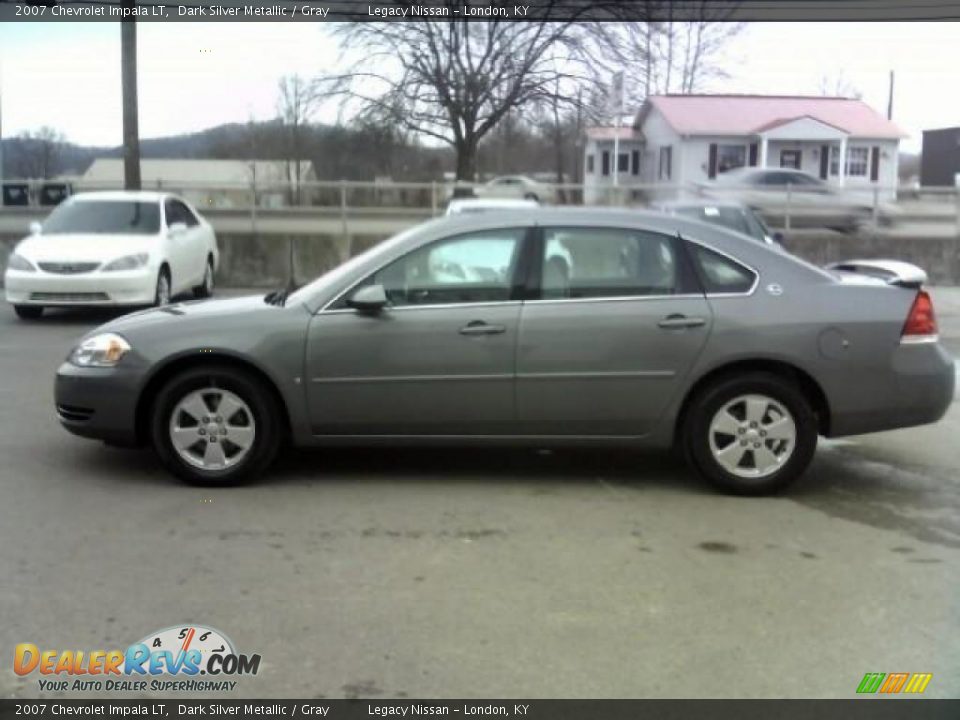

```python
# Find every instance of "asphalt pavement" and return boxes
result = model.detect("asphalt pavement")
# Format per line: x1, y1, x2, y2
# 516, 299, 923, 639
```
0, 288, 958, 699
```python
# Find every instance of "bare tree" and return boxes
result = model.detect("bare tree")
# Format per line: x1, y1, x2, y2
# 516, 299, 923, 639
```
316, 6, 624, 182
818, 71, 863, 99
12, 126, 66, 179
277, 74, 317, 204
606, 12, 743, 108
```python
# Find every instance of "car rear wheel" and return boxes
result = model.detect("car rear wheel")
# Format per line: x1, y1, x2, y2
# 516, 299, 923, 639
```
150, 366, 282, 485
193, 258, 214, 298
154, 268, 172, 306
13, 305, 43, 320
683, 372, 817, 495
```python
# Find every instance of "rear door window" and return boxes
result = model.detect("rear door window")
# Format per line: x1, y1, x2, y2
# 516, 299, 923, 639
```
539, 227, 688, 299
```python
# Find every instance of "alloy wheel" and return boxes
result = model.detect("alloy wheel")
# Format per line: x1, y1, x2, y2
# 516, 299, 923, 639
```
168, 388, 256, 470
707, 393, 796, 479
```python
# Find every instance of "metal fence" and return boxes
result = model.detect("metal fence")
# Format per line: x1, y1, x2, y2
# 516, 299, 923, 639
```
3, 178, 960, 233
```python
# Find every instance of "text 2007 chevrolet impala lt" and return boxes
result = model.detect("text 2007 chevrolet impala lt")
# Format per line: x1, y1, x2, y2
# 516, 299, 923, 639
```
54, 209, 954, 494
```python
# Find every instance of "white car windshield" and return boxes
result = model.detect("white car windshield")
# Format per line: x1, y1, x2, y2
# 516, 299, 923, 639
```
42, 201, 161, 235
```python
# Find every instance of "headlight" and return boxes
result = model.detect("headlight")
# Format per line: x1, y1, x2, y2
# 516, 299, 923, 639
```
102, 253, 149, 272
69, 333, 131, 367
6, 253, 37, 272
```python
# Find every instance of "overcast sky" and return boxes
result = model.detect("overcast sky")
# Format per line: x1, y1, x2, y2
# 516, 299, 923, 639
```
0, 21, 957, 153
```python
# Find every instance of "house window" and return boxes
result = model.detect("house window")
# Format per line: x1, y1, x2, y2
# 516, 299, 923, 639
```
659, 146, 673, 180
831, 146, 870, 177
602, 151, 610, 177
586, 154, 595, 174
617, 153, 629, 173
717, 144, 747, 174
846, 147, 869, 177
631, 150, 640, 176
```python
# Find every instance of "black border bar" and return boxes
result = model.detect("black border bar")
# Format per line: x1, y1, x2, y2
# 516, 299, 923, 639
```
2, 0, 960, 22
2, 700, 960, 720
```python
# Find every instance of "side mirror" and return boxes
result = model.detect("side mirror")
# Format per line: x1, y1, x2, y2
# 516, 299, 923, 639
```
348, 284, 388, 313
29, 221, 42, 235
168, 222, 187, 237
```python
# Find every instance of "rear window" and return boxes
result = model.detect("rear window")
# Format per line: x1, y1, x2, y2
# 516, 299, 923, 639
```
43, 200, 161, 235
690, 245, 757, 294
676, 206, 750, 237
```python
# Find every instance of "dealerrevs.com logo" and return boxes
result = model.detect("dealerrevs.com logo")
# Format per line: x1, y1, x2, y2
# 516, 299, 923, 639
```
14, 624, 261, 693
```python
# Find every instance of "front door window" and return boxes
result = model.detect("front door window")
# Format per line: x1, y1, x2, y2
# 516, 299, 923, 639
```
780, 150, 801, 170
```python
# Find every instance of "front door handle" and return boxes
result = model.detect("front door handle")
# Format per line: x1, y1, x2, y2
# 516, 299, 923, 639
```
459, 320, 506, 336
657, 314, 707, 330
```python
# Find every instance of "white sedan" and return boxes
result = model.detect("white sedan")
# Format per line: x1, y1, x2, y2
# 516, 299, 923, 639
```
4, 191, 218, 319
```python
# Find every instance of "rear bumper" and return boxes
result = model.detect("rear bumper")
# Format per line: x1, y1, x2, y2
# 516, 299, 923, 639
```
828, 340, 955, 436
5, 267, 156, 306
54, 362, 144, 446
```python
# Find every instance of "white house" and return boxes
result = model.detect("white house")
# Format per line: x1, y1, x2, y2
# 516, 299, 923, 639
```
80, 158, 317, 208
584, 94, 906, 202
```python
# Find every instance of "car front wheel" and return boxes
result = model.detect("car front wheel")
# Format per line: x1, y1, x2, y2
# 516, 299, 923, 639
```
683, 372, 817, 495
150, 366, 282, 485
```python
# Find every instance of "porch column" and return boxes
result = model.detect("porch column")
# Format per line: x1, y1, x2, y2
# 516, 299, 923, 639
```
759, 136, 768, 168
838, 137, 847, 188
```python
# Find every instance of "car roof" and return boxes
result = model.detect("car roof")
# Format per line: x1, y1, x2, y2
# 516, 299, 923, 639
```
68, 190, 171, 203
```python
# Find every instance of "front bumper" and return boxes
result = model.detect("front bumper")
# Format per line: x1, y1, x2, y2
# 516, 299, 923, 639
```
5, 267, 156, 306
54, 361, 144, 446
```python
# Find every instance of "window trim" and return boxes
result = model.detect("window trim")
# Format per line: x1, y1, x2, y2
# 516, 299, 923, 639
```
321, 226, 535, 313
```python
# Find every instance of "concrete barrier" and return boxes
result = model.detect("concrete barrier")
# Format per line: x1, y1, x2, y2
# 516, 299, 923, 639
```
2, 208, 959, 289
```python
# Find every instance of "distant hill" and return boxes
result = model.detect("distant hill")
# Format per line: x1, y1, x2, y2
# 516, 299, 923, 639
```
1, 119, 454, 182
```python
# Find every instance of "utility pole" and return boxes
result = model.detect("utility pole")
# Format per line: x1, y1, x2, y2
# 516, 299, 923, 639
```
887, 70, 895, 120
121, 7, 141, 190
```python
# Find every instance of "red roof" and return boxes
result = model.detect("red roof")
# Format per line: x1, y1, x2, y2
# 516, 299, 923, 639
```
641, 95, 906, 139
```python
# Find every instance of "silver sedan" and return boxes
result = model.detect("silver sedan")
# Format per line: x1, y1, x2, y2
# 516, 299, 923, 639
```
54, 208, 954, 494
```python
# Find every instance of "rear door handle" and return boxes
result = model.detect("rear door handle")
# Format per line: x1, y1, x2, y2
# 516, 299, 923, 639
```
657, 314, 707, 330
459, 321, 506, 336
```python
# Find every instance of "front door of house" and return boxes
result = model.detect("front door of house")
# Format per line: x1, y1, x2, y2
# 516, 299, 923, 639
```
780, 150, 801, 170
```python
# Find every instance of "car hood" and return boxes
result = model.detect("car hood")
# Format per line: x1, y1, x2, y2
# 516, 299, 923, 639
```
15, 233, 157, 262
100, 295, 273, 334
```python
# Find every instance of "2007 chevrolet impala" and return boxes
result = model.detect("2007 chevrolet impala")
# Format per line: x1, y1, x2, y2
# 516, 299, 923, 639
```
54, 208, 954, 494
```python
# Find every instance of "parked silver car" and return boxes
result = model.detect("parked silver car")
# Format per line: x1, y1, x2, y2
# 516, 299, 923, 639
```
702, 167, 899, 230
54, 209, 953, 494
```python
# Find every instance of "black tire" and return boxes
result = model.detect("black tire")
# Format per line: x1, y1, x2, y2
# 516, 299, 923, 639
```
682, 372, 817, 496
524, 192, 539, 202
150, 365, 282, 485
154, 266, 172, 307
193, 257, 214, 299
13, 305, 43, 320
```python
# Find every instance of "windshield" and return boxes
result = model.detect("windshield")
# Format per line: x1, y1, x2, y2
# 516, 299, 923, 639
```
42, 200, 161, 235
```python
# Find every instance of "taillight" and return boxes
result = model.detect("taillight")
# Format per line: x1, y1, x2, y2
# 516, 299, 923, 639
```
902, 290, 938, 340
